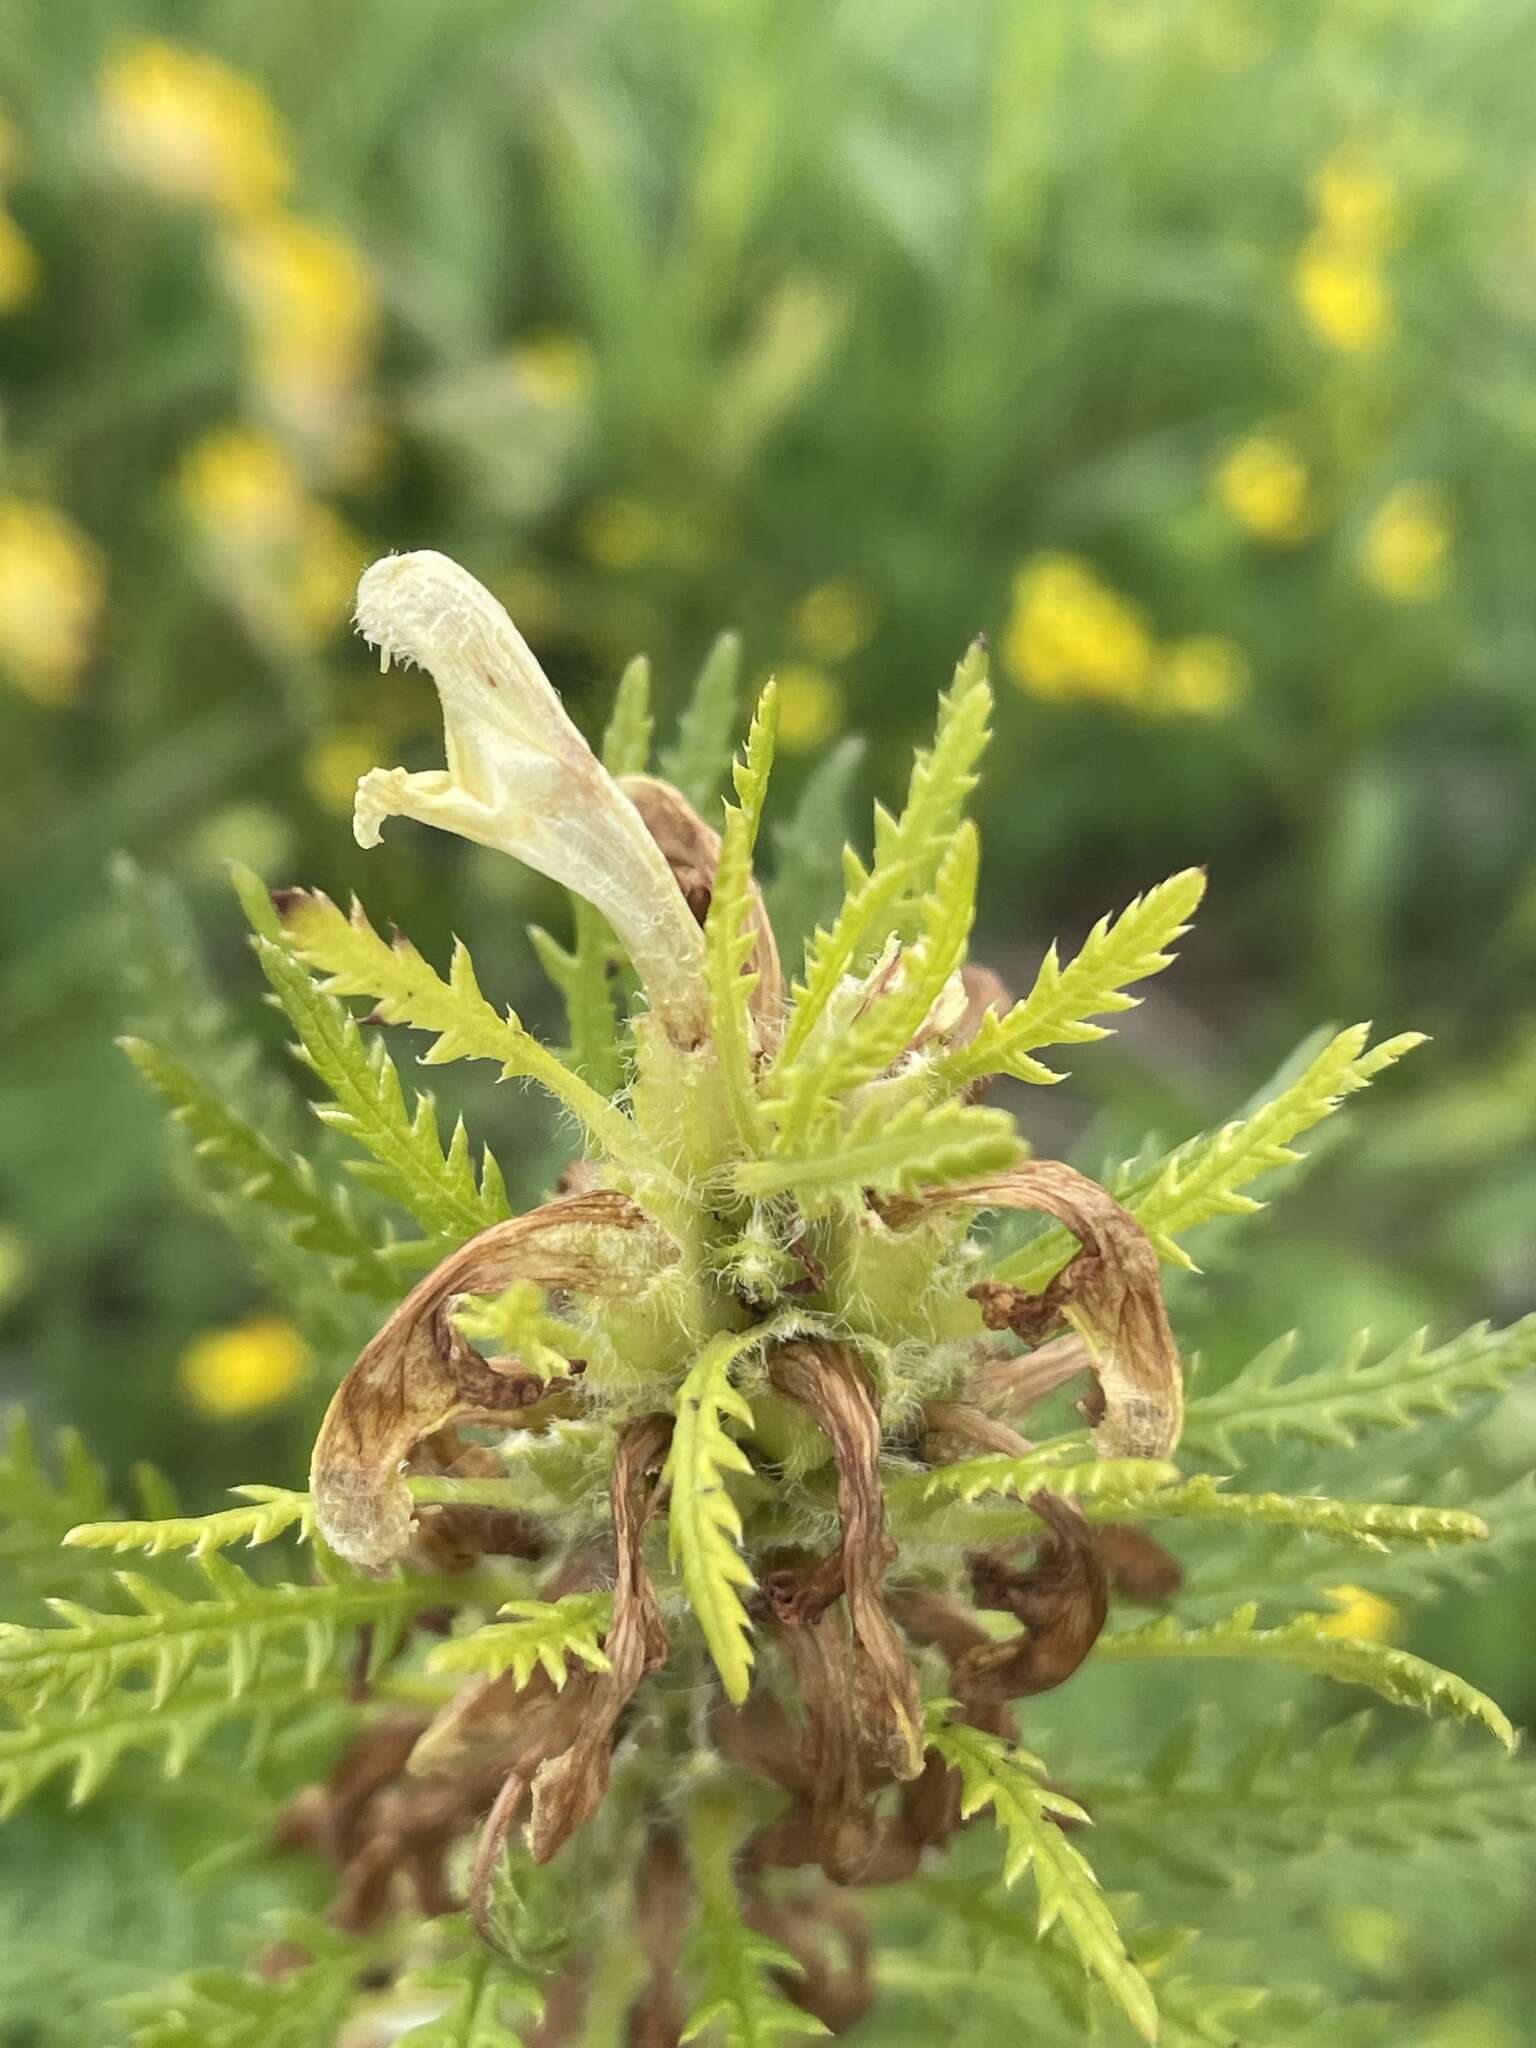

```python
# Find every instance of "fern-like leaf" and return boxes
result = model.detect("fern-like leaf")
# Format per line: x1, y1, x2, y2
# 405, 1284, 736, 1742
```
1181, 1316, 1536, 1461
664, 1332, 762, 1705
1094, 1604, 1515, 1749
938, 867, 1206, 1088
230, 874, 508, 1245
64, 1486, 313, 1559
735, 1092, 1021, 1202
992, 1023, 1423, 1290
269, 887, 640, 1170
124, 1917, 391, 2048
397, 1920, 545, 2047
1082, 1711, 1536, 1883
120, 1036, 400, 1300
0, 1548, 442, 1712
767, 821, 979, 1152
660, 630, 742, 809
924, 1708, 1159, 2042
774, 641, 991, 1067
426, 1594, 614, 1687
705, 682, 779, 1150
764, 736, 866, 967
682, 1787, 830, 2045
0, 1666, 354, 1816
895, 1453, 1181, 1516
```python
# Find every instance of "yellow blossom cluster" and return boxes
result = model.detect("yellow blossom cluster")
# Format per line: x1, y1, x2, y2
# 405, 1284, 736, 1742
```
1214, 430, 1315, 545
1293, 142, 1397, 354
769, 577, 881, 753
0, 108, 39, 316
1359, 481, 1452, 603
1005, 553, 1247, 718
0, 498, 104, 707
177, 425, 367, 654
99, 38, 379, 472
178, 1312, 310, 1419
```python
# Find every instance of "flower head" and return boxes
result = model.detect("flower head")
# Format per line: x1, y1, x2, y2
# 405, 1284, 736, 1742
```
1360, 483, 1452, 603
0, 498, 103, 706
98, 38, 292, 216
351, 551, 709, 1043
1215, 433, 1315, 545
179, 1314, 310, 1419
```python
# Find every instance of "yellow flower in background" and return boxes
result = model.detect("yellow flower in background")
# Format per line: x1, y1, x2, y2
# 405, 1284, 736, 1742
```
179, 1314, 309, 1419
1293, 234, 1392, 354
1156, 636, 1249, 717
0, 498, 104, 706
774, 664, 845, 753
1360, 482, 1452, 603
98, 38, 292, 217
0, 209, 38, 314
792, 577, 878, 662
577, 494, 664, 570
1318, 1583, 1401, 1643
510, 331, 597, 409
177, 424, 368, 650
1215, 433, 1315, 545
178, 424, 306, 538
1004, 553, 1154, 708
304, 726, 392, 817
222, 213, 378, 458
1312, 145, 1398, 256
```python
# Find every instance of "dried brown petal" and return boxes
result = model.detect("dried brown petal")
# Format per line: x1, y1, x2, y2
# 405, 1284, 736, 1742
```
966, 1332, 1095, 1418
766, 1342, 924, 1782
775, 1611, 883, 1884
925, 1162, 1185, 1458
953, 1490, 1107, 1702
620, 773, 783, 1026
311, 1190, 660, 1565
919, 1401, 1033, 1463
744, 1886, 874, 2032
1094, 1522, 1183, 1603
526, 1414, 673, 1861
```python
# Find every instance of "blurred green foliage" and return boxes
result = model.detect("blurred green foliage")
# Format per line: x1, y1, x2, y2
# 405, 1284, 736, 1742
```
0, 0, 1533, 2038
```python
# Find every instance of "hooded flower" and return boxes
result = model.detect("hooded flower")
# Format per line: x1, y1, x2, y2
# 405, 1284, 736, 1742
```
350, 550, 710, 1045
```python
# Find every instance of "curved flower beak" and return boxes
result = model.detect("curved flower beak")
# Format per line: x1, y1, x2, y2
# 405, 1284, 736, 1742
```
351, 550, 709, 1045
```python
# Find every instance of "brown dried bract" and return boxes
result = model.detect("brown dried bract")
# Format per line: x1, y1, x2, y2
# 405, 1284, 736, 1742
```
923, 1162, 1185, 1459
525, 1413, 673, 1862
310, 1190, 661, 1566
765, 1341, 923, 1783
620, 774, 783, 1026
954, 1490, 1107, 1703
1094, 1522, 1184, 1603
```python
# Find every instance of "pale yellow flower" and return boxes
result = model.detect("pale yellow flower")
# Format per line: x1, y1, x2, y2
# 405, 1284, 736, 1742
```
179, 1314, 310, 1419
1293, 235, 1393, 354
1004, 554, 1154, 708
1155, 636, 1249, 717
774, 664, 845, 754
1360, 483, 1452, 602
1318, 1583, 1401, 1643
792, 578, 878, 663
99, 37, 292, 217
509, 331, 596, 409
1214, 433, 1314, 545
0, 498, 104, 706
1312, 145, 1397, 255
577, 495, 664, 571
0, 209, 39, 315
